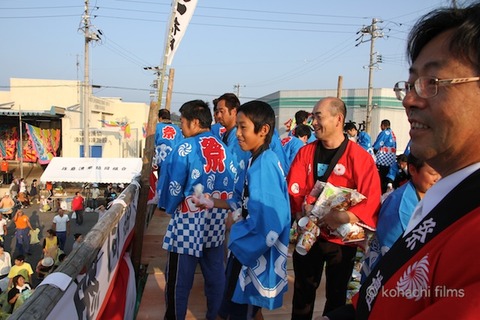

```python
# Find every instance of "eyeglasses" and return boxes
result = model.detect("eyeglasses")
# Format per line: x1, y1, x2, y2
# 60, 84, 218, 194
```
393, 76, 480, 101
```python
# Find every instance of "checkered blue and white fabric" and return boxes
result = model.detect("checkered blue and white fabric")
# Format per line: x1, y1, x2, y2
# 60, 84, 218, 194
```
373, 128, 397, 166
376, 151, 396, 166
162, 207, 228, 257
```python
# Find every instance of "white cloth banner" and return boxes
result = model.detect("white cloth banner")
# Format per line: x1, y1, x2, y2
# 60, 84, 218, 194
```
165, 0, 198, 65
40, 157, 142, 183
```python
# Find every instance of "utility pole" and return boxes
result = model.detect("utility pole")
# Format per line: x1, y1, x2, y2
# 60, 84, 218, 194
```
356, 18, 383, 135
165, 68, 175, 110
80, 0, 102, 157
233, 83, 245, 97
337, 76, 343, 99
82, 0, 91, 157
19, 104, 23, 178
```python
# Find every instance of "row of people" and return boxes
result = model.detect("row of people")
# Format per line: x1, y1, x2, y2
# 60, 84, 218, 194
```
154, 4, 480, 316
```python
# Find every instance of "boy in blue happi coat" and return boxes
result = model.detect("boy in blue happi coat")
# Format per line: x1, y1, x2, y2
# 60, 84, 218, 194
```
195, 100, 291, 319
159, 100, 236, 320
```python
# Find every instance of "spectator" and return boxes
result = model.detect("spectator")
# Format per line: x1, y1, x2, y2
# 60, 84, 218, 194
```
287, 97, 381, 317
29, 179, 39, 204
0, 243, 12, 292
373, 119, 397, 193
7, 274, 32, 313
13, 210, 33, 256
35, 257, 55, 280
90, 184, 101, 209
0, 213, 7, 242
158, 99, 236, 320
0, 192, 15, 219
9, 179, 19, 199
104, 184, 117, 206
42, 229, 59, 258
7, 255, 33, 288
51, 253, 67, 272
71, 192, 85, 225
52, 209, 70, 251
45, 181, 53, 197
0, 158, 8, 174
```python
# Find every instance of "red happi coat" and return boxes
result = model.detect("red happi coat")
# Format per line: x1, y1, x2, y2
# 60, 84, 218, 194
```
355, 169, 480, 319
354, 206, 480, 319
287, 140, 381, 245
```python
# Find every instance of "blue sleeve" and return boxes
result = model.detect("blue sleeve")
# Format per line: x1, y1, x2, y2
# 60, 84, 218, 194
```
373, 131, 386, 151
158, 142, 189, 213
229, 152, 291, 267
386, 162, 399, 181
376, 188, 405, 250
270, 129, 289, 175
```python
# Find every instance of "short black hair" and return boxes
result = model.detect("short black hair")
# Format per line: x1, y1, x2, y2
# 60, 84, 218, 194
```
215, 93, 240, 112
408, 2, 480, 74
158, 109, 171, 120
16, 254, 25, 261
179, 100, 212, 129
237, 100, 275, 147
294, 124, 312, 139
397, 154, 408, 163
344, 122, 357, 131
407, 153, 426, 170
294, 110, 310, 124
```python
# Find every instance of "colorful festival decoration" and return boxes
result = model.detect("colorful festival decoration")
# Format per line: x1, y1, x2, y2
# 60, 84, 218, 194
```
99, 120, 131, 139
25, 124, 60, 164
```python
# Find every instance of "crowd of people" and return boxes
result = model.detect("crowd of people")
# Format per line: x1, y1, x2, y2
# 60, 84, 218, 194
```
0, 177, 114, 315
152, 3, 480, 319
0, 205, 80, 315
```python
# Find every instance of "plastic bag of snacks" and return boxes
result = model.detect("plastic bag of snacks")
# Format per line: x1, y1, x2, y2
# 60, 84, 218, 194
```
308, 182, 367, 243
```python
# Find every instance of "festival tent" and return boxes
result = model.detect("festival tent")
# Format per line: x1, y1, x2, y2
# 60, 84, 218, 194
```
40, 157, 142, 183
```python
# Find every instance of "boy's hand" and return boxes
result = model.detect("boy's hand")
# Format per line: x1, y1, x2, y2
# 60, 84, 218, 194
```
192, 194, 214, 209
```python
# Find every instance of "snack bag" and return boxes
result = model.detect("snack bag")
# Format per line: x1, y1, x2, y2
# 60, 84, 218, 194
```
308, 182, 367, 243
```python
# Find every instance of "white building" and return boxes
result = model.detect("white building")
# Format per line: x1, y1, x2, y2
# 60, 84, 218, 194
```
0, 78, 149, 160
260, 88, 410, 153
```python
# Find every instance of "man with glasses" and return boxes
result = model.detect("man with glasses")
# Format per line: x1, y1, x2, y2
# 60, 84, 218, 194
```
325, 2, 480, 319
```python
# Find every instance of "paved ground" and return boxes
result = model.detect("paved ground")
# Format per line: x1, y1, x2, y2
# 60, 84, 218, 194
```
0, 161, 100, 287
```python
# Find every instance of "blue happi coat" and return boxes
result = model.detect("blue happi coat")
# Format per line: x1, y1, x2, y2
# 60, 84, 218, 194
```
154, 122, 183, 168
154, 122, 183, 197
160, 131, 236, 257
227, 150, 290, 310
361, 180, 419, 279
373, 128, 397, 166
221, 127, 251, 196
281, 135, 305, 168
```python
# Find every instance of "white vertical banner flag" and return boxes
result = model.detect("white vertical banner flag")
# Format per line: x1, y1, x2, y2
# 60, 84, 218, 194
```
165, 0, 198, 65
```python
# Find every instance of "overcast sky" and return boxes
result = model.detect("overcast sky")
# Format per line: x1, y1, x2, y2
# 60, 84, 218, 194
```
0, 0, 456, 113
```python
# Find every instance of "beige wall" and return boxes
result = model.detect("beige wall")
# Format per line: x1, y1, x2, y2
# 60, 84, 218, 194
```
1, 78, 148, 158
